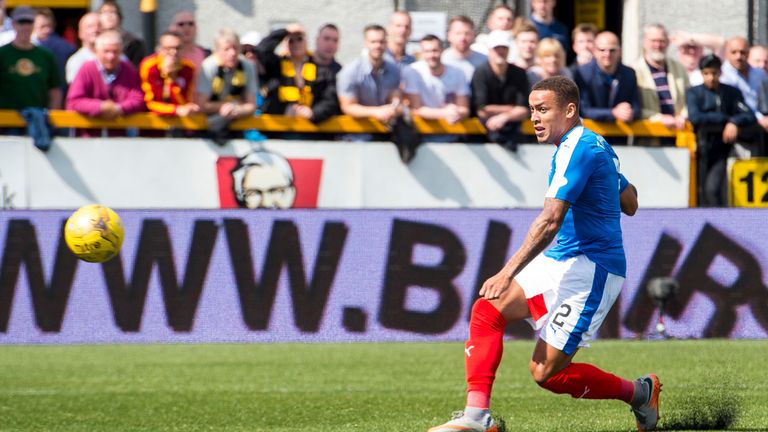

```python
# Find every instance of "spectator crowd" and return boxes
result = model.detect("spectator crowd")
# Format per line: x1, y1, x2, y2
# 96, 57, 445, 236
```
1, 1, 768, 205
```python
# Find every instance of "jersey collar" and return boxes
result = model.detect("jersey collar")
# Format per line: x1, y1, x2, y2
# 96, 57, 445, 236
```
555, 121, 583, 146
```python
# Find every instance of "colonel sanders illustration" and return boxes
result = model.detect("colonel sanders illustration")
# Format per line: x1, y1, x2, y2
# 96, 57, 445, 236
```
231, 150, 297, 209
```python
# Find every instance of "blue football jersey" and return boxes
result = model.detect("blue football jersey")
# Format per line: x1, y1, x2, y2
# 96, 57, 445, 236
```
543, 125, 627, 277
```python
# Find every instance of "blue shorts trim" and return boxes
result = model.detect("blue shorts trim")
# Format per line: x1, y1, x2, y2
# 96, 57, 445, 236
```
562, 264, 608, 355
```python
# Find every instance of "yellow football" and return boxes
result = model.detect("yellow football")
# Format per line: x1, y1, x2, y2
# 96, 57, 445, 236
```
64, 204, 124, 263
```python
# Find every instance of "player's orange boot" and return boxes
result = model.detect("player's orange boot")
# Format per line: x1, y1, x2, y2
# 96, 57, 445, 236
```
631, 373, 662, 431
427, 410, 498, 432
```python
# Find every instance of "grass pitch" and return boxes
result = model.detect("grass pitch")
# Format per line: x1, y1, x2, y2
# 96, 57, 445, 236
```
0, 340, 765, 431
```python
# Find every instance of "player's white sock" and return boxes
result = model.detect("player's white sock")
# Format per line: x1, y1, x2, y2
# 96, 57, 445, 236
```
464, 406, 491, 422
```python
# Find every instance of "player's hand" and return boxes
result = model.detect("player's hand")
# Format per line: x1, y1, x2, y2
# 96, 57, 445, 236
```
722, 122, 738, 143
479, 270, 512, 300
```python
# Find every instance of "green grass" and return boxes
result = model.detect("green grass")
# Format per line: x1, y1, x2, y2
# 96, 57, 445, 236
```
0, 340, 766, 431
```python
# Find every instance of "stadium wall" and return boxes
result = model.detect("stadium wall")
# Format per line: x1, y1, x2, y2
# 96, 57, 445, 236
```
0, 137, 690, 209
0, 209, 766, 344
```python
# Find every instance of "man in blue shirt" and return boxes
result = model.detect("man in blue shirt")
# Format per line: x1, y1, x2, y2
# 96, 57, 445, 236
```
530, 0, 569, 53
429, 77, 660, 432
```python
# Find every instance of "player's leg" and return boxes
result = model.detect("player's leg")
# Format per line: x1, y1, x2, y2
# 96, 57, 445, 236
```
532, 340, 661, 431
529, 257, 662, 431
427, 281, 531, 432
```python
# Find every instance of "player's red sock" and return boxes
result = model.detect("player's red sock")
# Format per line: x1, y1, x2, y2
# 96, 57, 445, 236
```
539, 362, 635, 404
464, 299, 507, 408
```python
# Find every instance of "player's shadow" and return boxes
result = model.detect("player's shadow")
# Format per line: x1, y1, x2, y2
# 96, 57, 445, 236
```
44, 143, 99, 203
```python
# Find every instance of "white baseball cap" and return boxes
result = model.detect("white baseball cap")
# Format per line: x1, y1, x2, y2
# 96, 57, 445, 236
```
487, 29, 512, 49
240, 31, 262, 47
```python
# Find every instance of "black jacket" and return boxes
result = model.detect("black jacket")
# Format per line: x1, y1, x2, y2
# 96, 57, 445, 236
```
686, 83, 756, 127
256, 29, 340, 123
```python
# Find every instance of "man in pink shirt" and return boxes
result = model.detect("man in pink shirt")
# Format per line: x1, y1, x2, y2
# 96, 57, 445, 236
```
66, 30, 144, 136
169, 10, 207, 69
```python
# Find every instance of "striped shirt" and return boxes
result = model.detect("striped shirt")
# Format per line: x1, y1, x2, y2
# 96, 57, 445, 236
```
648, 62, 675, 115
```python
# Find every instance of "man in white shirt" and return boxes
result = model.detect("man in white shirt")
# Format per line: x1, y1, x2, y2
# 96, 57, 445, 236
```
65, 12, 100, 83
442, 15, 487, 83
406, 34, 470, 142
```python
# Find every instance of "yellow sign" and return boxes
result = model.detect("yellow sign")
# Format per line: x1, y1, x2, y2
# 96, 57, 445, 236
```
730, 158, 768, 207
574, 0, 605, 30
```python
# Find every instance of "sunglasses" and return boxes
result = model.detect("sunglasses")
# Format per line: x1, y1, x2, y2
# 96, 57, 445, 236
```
15, 19, 33, 25
175, 21, 195, 27
242, 46, 256, 54
288, 35, 304, 43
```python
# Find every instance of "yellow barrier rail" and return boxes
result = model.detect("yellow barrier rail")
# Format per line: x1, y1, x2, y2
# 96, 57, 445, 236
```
0, 109, 693, 138
0, 109, 698, 206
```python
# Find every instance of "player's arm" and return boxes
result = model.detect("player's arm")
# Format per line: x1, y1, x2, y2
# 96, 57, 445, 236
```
619, 173, 638, 216
480, 197, 569, 299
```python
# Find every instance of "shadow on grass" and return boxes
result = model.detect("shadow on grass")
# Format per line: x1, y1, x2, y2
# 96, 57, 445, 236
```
659, 375, 741, 431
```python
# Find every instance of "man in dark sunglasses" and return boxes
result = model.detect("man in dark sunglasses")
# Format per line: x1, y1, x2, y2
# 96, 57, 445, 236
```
256, 23, 340, 125
169, 10, 209, 69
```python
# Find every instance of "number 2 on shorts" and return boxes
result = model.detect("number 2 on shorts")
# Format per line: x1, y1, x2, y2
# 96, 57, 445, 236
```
552, 303, 572, 327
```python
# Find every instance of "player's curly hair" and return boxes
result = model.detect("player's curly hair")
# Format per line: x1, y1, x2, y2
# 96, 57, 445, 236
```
531, 76, 580, 111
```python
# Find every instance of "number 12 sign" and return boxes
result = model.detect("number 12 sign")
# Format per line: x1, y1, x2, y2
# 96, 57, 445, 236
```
731, 158, 768, 207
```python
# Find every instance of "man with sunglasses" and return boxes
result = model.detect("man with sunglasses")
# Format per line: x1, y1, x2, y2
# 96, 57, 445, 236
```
256, 24, 339, 124
0, 6, 61, 112
139, 31, 199, 117
169, 10, 208, 70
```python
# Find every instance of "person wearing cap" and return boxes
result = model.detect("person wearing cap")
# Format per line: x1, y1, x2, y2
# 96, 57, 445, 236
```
239, 30, 263, 78
256, 23, 339, 124
573, 31, 641, 126
470, 29, 530, 150
0, 5, 62, 112
168, 10, 208, 70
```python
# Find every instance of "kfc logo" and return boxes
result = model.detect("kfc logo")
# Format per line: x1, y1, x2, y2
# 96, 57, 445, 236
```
216, 150, 323, 209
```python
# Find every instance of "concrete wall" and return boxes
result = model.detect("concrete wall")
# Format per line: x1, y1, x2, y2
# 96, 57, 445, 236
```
117, 0, 395, 65
622, 0, 750, 63
112, 0, 753, 66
